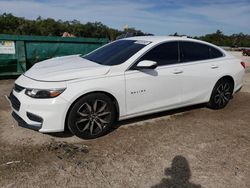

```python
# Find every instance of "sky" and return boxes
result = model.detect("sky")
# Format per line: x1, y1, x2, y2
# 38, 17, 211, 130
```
0, 0, 249, 36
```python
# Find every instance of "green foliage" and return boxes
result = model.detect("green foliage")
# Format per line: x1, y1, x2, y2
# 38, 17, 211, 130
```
1, 13, 249, 46
197, 30, 250, 47
0, 13, 123, 40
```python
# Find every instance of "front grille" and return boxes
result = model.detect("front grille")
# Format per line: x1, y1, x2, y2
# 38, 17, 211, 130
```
9, 92, 21, 111
13, 84, 25, 93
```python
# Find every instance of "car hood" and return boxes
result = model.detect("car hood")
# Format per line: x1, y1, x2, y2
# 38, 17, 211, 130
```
24, 55, 110, 82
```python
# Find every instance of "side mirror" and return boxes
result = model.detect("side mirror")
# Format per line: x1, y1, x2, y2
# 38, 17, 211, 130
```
136, 60, 157, 69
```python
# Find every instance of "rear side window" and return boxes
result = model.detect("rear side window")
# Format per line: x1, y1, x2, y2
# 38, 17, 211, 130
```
180, 41, 223, 62
138, 42, 178, 66
180, 42, 209, 62
209, 47, 223, 58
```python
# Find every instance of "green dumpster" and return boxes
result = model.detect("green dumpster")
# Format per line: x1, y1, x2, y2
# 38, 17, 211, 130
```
0, 34, 108, 76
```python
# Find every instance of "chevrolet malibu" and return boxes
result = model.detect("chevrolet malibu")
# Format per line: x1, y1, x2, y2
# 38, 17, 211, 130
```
8, 36, 245, 139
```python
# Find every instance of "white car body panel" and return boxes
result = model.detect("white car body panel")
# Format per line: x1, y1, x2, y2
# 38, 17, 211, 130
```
125, 67, 182, 115
9, 36, 245, 133
24, 55, 110, 81
178, 59, 221, 106
62, 74, 127, 118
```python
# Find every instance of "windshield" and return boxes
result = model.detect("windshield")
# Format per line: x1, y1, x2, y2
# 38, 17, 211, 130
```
82, 40, 150, 66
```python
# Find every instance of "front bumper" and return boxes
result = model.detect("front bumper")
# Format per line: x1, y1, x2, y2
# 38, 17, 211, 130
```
8, 89, 69, 132
8, 75, 69, 133
12, 111, 42, 131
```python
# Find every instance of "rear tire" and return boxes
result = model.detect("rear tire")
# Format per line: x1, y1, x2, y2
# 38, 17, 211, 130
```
67, 93, 116, 139
207, 78, 234, 109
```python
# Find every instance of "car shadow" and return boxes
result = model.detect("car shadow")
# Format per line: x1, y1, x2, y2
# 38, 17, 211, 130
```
48, 103, 206, 138
113, 103, 205, 130
47, 131, 73, 138
152, 155, 201, 188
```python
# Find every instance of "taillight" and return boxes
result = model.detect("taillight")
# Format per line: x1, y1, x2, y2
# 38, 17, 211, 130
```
241, 61, 246, 69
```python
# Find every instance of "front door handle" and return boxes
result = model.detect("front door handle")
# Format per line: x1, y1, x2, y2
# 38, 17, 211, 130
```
173, 70, 183, 74
211, 65, 219, 69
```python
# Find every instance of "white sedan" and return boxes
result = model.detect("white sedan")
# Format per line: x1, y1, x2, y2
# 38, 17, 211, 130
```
9, 36, 245, 139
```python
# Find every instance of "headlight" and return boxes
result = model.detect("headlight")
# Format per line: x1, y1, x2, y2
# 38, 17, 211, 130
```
25, 88, 65, 98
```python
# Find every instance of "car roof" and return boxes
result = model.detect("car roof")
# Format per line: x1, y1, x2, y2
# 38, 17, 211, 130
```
123, 36, 204, 43
121, 35, 228, 57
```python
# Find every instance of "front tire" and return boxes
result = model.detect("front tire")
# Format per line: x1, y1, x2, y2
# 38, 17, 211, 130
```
67, 93, 116, 139
207, 78, 234, 109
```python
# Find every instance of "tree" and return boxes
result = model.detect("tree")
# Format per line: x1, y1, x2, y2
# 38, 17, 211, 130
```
0, 13, 250, 46
197, 30, 250, 47
0, 13, 124, 40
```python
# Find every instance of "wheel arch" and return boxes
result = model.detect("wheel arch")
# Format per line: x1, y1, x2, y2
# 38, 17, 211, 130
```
64, 91, 120, 130
208, 75, 235, 101
207, 75, 235, 109
217, 75, 235, 90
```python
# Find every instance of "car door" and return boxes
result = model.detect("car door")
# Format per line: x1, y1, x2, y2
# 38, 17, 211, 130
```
125, 42, 183, 116
178, 41, 223, 105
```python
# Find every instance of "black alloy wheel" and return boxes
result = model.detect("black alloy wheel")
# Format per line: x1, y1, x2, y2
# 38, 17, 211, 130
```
67, 93, 116, 139
207, 78, 234, 109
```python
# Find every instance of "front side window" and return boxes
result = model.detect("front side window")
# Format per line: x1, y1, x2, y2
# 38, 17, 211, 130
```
137, 42, 179, 66
83, 40, 149, 66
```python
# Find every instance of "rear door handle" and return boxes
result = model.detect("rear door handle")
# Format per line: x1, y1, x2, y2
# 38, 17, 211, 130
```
211, 65, 219, 69
173, 70, 183, 74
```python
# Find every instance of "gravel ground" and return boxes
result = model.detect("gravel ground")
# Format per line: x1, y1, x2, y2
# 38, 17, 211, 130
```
0, 52, 250, 188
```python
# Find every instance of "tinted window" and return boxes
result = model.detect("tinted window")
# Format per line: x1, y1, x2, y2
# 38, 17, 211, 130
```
209, 47, 223, 58
83, 40, 148, 66
180, 42, 210, 62
138, 42, 179, 66
180, 41, 223, 62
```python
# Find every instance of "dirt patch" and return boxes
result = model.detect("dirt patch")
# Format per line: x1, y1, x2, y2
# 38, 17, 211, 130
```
1, 91, 250, 187
47, 141, 89, 160
0, 55, 250, 187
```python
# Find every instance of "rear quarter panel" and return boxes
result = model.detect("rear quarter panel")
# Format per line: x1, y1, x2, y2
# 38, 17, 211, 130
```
218, 56, 245, 93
